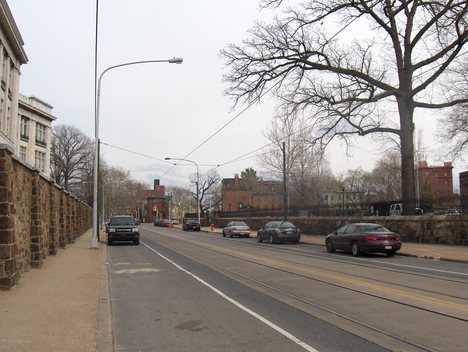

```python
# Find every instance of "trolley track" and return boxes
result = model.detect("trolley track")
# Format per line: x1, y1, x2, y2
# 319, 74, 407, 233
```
142, 228, 468, 351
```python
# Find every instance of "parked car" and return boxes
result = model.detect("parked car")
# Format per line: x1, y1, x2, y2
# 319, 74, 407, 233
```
325, 223, 401, 257
162, 219, 173, 227
183, 219, 201, 231
154, 219, 164, 226
107, 215, 139, 245
257, 221, 301, 244
222, 221, 251, 238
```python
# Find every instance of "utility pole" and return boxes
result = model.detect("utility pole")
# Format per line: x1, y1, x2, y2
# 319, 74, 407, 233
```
283, 141, 288, 220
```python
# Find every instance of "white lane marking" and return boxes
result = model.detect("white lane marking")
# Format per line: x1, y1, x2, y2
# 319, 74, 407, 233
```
142, 241, 319, 352
113, 268, 160, 275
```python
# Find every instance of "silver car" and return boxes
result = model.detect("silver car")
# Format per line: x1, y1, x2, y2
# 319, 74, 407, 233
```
222, 221, 251, 238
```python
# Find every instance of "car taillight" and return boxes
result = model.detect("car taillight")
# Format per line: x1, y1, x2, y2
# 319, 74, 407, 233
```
395, 234, 401, 241
364, 236, 377, 241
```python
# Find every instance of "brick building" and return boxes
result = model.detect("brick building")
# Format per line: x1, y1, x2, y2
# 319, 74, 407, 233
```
143, 179, 169, 223
418, 161, 454, 208
221, 174, 283, 211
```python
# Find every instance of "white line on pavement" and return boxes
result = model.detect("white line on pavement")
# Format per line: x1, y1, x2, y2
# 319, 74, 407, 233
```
142, 241, 320, 352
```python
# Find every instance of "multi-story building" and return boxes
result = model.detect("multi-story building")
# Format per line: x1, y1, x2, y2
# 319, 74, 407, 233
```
221, 174, 283, 211
320, 189, 363, 210
418, 161, 454, 207
0, 0, 28, 149
17, 94, 56, 175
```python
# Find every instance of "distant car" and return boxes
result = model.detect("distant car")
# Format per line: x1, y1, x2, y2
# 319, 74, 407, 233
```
257, 221, 301, 244
171, 219, 180, 225
183, 219, 201, 231
107, 215, 139, 245
162, 219, 172, 227
222, 221, 251, 238
154, 219, 164, 226
325, 223, 401, 257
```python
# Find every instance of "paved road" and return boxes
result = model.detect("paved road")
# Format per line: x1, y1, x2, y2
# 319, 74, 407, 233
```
107, 224, 468, 352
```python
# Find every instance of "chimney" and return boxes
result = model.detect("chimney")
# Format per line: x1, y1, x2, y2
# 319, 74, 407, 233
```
154, 179, 160, 190
234, 174, 239, 188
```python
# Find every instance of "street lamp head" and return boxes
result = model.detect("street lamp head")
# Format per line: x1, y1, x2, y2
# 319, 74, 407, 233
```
168, 57, 183, 64
165, 157, 171, 160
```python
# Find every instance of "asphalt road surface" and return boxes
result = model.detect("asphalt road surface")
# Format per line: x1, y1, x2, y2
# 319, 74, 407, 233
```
106, 224, 468, 352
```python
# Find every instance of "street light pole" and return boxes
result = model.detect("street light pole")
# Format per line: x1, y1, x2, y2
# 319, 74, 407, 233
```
165, 157, 200, 224
92, 58, 183, 248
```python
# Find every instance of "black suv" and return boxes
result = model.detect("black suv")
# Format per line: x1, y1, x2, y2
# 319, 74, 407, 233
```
107, 215, 140, 245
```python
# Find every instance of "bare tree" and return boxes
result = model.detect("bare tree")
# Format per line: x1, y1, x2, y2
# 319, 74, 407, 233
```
51, 125, 94, 190
371, 152, 403, 202
438, 104, 468, 160
196, 169, 222, 213
258, 111, 331, 207
168, 186, 193, 220
222, 0, 468, 214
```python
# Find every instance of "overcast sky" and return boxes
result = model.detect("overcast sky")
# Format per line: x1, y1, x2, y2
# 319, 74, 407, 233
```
9, 1, 465, 191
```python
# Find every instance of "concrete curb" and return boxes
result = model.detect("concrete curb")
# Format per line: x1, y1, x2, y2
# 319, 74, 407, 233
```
97, 238, 113, 352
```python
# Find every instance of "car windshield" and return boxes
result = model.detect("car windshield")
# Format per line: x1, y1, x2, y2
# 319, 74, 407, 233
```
187, 220, 198, 224
359, 224, 390, 232
111, 217, 135, 226
280, 222, 295, 228
233, 222, 247, 227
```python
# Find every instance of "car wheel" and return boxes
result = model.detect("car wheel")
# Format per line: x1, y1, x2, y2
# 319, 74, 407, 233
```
134, 239, 139, 245
269, 234, 275, 244
386, 250, 395, 257
257, 233, 263, 243
326, 239, 335, 253
222, 230, 226, 237
351, 241, 362, 257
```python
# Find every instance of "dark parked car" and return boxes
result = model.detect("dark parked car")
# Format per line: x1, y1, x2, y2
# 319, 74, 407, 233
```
183, 219, 201, 231
223, 221, 251, 238
325, 223, 401, 257
257, 221, 301, 244
107, 215, 139, 245
154, 219, 164, 226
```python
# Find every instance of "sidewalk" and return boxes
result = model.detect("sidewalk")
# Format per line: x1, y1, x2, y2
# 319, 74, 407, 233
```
0, 230, 111, 352
202, 227, 468, 263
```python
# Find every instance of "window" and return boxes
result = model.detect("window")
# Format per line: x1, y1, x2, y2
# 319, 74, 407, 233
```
20, 146, 27, 161
35, 123, 46, 146
20, 116, 29, 140
6, 106, 11, 135
35, 151, 45, 172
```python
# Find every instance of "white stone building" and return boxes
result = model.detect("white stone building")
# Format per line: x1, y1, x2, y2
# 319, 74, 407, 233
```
0, 0, 28, 149
18, 94, 56, 175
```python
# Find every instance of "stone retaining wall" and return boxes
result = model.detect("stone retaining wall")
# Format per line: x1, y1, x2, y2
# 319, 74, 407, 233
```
214, 214, 468, 246
0, 145, 92, 289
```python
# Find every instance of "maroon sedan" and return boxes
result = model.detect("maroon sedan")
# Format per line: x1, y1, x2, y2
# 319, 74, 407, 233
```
325, 223, 401, 257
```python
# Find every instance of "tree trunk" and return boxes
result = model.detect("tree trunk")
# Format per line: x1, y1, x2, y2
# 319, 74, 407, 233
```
399, 103, 416, 215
